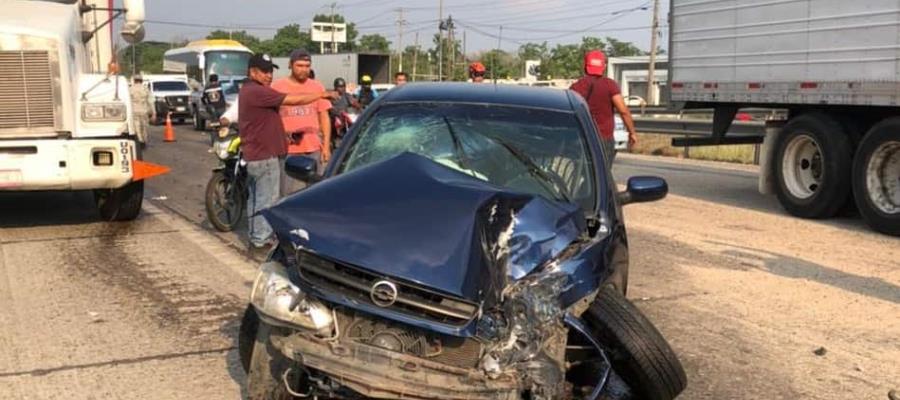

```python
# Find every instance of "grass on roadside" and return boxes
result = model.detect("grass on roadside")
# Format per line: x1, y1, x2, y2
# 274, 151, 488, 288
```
629, 133, 758, 164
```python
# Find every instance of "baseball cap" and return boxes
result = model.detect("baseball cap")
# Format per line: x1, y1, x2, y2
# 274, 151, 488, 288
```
584, 50, 607, 76
247, 53, 278, 72
289, 49, 312, 64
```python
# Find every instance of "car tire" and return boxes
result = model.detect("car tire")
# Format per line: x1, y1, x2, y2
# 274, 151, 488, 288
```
584, 286, 687, 400
238, 305, 259, 373
774, 113, 853, 218
852, 118, 900, 236
246, 322, 294, 400
94, 180, 144, 221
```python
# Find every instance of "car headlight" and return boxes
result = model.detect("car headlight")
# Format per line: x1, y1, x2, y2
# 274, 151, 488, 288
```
250, 261, 334, 333
214, 140, 231, 160
82, 103, 127, 122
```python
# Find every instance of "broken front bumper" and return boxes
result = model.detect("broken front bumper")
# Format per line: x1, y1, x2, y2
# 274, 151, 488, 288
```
269, 327, 521, 400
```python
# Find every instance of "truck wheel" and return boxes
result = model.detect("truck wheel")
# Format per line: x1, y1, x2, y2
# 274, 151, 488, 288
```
584, 286, 687, 400
247, 322, 293, 400
774, 113, 852, 218
94, 180, 144, 221
853, 119, 900, 236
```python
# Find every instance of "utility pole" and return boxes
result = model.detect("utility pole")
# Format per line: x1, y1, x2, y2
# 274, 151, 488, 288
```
447, 15, 454, 80
330, 2, 337, 53
462, 30, 466, 69
493, 25, 502, 84
438, 0, 443, 81
412, 32, 419, 81
647, 0, 660, 105
396, 8, 405, 72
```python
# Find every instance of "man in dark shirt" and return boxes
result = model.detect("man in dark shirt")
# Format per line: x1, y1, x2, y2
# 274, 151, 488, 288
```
202, 74, 227, 121
239, 53, 336, 250
570, 50, 637, 166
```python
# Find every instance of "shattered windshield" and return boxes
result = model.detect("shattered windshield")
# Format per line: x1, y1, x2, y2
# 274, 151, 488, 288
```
340, 103, 596, 210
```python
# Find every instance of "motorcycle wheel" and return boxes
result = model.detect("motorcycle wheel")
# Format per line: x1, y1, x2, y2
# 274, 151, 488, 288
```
205, 171, 244, 232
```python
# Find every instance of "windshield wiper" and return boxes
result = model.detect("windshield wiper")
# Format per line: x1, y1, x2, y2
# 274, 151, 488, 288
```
441, 116, 470, 171
487, 135, 572, 203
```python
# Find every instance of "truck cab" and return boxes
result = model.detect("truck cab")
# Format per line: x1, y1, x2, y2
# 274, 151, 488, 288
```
0, 0, 155, 221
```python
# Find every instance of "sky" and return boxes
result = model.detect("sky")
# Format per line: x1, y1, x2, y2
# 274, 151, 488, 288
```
136, 0, 669, 54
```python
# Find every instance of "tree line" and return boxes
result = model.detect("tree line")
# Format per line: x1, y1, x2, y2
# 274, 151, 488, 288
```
120, 14, 655, 81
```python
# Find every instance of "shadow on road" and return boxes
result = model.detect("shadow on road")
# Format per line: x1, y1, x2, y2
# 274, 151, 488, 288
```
0, 191, 102, 228
708, 241, 900, 305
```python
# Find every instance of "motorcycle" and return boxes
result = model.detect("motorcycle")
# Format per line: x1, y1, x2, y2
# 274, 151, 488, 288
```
205, 125, 247, 232
331, 110, 358, 151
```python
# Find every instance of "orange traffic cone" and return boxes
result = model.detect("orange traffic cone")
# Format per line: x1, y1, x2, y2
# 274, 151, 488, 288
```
163, 112, 176, 142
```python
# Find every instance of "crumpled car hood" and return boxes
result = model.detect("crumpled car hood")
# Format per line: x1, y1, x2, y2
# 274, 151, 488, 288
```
263, 152, 585, 303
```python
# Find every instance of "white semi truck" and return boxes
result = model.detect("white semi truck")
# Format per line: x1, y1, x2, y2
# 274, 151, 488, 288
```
669, 0, 900, 236
0, 0, 162, 221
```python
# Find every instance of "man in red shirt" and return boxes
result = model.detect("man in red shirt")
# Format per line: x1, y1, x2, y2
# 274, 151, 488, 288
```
570, 50, 637, 166
272, 49, 332, 195
239, 53, 335, 251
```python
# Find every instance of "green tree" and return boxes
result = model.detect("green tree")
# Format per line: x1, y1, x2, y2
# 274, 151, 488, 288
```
604, 37, 645, 57
257, 24, 315, 57
480, 49, 517, 80
357, 34, 391, 53
313, 14, 358, 52
546, 43, 582, 79
118, 41, 173, 76
517, 41, 550, 78
428, 33, 463, 80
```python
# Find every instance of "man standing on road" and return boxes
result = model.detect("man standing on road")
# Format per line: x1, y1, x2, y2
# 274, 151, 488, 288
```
570, 50, 637, 166
271, 49, 333, 195
128, 74, 155, 148
202, 73, 228, 121
239, 53, 336, 251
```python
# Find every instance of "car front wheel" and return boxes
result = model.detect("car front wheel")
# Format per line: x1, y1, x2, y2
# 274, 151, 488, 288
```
583, 286, 687, 400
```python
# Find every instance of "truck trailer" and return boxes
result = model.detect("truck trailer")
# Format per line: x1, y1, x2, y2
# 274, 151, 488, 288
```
669, 0, 900, 236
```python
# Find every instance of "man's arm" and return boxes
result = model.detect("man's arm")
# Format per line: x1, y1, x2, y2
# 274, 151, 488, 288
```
319, 110, 332, 163
611, 94, 637, 146
282, 91, 338, 106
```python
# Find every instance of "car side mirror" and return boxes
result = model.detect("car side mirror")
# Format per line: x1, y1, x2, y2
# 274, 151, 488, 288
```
284, 156, 321, 184
618, 176, 668, 205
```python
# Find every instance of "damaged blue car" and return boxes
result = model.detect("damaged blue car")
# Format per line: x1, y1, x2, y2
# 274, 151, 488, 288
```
239, 83, 687, 400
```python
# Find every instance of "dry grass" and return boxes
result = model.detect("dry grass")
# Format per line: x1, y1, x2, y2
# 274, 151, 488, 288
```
629, 133, 758, 164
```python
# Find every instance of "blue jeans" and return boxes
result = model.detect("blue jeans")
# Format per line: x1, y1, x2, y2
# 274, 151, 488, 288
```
246, 157, 281, 247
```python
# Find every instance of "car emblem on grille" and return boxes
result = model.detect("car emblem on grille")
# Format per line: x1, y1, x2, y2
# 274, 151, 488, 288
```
370, 280, 398, 307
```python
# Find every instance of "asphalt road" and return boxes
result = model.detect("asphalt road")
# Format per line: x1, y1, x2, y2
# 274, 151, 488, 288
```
0, 123, 896, 399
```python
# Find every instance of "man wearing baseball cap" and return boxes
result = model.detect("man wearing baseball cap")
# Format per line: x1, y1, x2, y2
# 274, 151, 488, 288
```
238, 53, 336, 252
570, 49, 637, 166
271, 49, 332, 195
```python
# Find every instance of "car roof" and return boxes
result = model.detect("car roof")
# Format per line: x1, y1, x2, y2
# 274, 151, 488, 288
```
380, 82, 575, 111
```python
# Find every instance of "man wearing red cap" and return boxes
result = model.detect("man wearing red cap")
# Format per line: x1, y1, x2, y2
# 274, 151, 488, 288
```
570, 50, 637, 165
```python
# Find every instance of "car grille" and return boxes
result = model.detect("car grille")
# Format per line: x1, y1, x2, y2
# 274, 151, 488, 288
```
296, 251, 479, 326
0, 50, 55, 131
165, 95, 189, 107
336, 309, 483, 369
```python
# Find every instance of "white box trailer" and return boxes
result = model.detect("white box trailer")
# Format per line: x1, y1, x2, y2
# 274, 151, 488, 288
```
669, 0, 900, 236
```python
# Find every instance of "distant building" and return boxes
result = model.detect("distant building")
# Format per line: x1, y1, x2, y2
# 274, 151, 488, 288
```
607, 56, 669, 106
